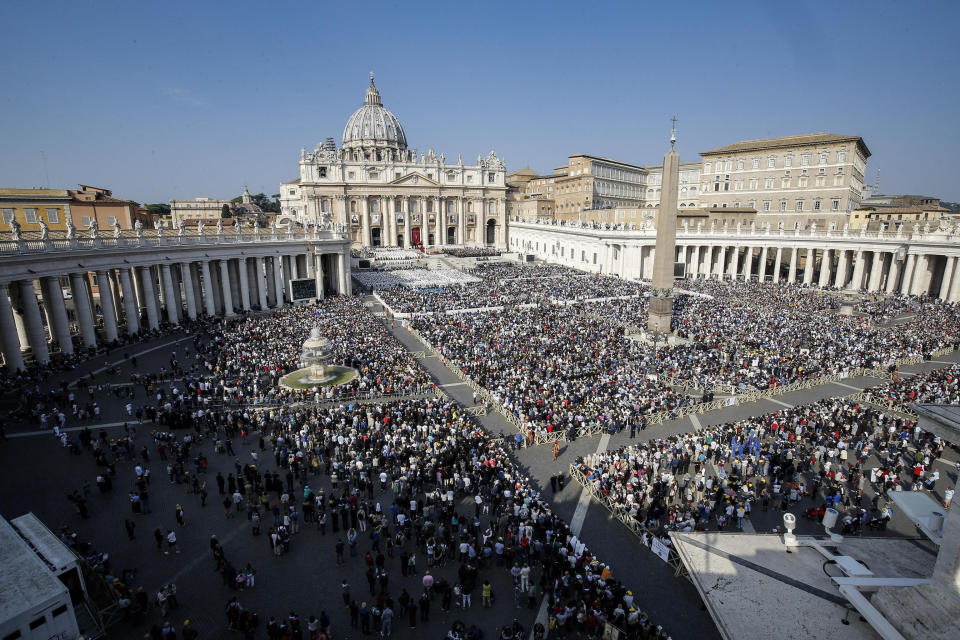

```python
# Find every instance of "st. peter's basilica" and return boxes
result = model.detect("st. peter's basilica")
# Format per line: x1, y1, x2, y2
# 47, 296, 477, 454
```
279, 74, 508, 248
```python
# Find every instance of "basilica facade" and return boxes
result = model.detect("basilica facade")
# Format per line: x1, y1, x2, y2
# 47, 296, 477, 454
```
280, 75, 508, 249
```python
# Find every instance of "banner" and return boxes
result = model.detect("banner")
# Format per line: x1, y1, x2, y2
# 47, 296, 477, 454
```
651, 537, 671, 563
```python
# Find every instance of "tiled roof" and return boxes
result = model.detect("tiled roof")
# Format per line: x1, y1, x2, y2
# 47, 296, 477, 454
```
701, 133, 867, 156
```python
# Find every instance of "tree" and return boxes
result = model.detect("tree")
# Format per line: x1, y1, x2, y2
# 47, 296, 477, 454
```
146, 203, 171, 216
221, 203, 233, 219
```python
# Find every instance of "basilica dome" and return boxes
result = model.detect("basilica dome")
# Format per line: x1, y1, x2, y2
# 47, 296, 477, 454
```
342, 74, 407, 154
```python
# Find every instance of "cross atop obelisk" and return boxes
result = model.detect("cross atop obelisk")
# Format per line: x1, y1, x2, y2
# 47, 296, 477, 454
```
647, 118, 681, 332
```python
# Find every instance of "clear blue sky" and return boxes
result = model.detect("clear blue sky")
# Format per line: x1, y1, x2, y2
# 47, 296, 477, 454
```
2, 0, 958, 203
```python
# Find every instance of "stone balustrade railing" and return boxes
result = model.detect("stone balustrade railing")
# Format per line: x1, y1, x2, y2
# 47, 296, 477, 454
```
0, 227, 348, 256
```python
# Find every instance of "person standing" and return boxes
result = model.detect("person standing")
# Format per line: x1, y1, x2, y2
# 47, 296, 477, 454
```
124, 519, 136, 540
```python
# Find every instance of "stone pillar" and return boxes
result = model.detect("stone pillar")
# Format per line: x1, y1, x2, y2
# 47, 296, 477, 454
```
200, 261, 216, 316
886, 254, 903, 294
181, 263, 198, 320
118, 269, 139, 334
803, 248, 815, 285
939, 256, 957, 301
743, 246, 754, 281
190, 265, 203, 317
256, 258, 269, 310
95, 270, 119, 341
458, 199, 466, 245
434, 200, 443, 246
648, 142, 679, 332
403, 200, 412, 249
849, 250, 866, 290
728, 246, 739, 280
273, 255, 284, 307
283, 255, 293, 297
758, 246, 769, 282
772, 247, 782, 283
219, 260, 235, 317
834, 249, 851, 288
677, 245, 688, 276
18, 280, 49, 364
160, 264, 179, 325
71, 272, 99, 344
911, 254, 932, 296
41, 277, 73, 354
315, 254, 326, 298
948, 257, 960, 303
0, 283, 25, 372
818, 248, 833, 288
361, 198, 371, 246
690, 245, 701, 278
715, 246, 726, 280
867, 251, 884, 292
338, 251, 350, 296
900, 253, 917, 295
237, 258, 251, 311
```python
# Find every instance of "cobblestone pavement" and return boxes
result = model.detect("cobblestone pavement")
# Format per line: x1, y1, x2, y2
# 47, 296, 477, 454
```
1, 301, 957, 640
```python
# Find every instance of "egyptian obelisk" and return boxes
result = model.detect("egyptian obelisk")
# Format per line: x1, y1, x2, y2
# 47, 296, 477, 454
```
647, 118, 680, 332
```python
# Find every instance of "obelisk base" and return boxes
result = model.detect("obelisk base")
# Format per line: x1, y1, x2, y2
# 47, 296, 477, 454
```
647, 294, 674, 332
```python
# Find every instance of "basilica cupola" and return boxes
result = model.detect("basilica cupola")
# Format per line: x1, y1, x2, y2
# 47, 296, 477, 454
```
342, 73, 408, 161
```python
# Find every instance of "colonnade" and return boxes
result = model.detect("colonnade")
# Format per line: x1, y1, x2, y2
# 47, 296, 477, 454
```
353, 195, 505, 248
668, 243, 960, 301
0, 250, 352, 372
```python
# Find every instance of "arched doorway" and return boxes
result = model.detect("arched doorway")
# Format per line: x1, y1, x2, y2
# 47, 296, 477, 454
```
370, 228, 381, 247
485, 219, 497, 245
397, 233, 404, 247
446, 226, 456, 245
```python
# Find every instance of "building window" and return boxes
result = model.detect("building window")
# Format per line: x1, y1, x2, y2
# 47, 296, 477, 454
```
289, 190, 296, 195
318, 167, 327, 178
24, 208, 38, 223
350, 201, 357, 214
1, 208, 14, 223
45, 208, 59, 223
779, 201, 787, 212
765, 178, 774, 189
763, 201, 771, 212
816, 176, 825, 186
767, 156, 776, 168
81, 216, 92, 226
704, 162, 712, 173
795, 200, 803, 211
819, 152, 827, 164
784, 155, 793, 167
781, 178, 790, 188
798, 177, 808, 187
752, 158, 760, 169
488, 172, 495, 182
748, 200, 756, 209
736, 159, 744, 170
813, 199, 821, 211
801, 153, 810, 166
348, 171, 355, 179
733, 201, 740, 207
832, 199, 840, 210
837, 151, 847, 162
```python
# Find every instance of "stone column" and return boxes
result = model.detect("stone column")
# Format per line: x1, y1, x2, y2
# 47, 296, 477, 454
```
180, 263, 197, 320
237, 258, 251, 311
361, 198, 371, 246
758, 246, 769, 282
18, 280, 49, 364
458, 198, 466, 245
189, 265, 203, 316
434, 199, 443, 246
255, 258, 268, 310
715, 246, 726, 280
218, 260, 235, 317
160, 264, 179, 324
690, 245, 701, 278
772, 247, 782, 283
315, 254, 326, 298
0, 283, 25, 372
728, 246, 739, 280
71, 272, 99, 344
939, 256, 957, 300
911, 254, 932, 296
948, 257, 960, 303
849, 250, 866, 290
900, 253, 917, 295
886, 254, 903, 294
802, 248, 814, 284
833, 249, 850, 288
743, 246, 754, 281
199, 261, 216, 316
118, 269, 139, 334
273, 256, 284, 307
283, 256, 294, 297
787, 247, 798, 284
867, 252, 884, 292
677, 245, 688, 276
338, 251, 350, 295
95, 270, 119, 341
41, 277, 73, 354
403, 200, 412, 248
818, 248, 833, 288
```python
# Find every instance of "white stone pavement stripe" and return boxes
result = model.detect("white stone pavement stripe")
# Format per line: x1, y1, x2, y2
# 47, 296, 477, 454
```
439, 382, 471, 388
9, 421, 133, 438
530, 433, 610, 638
831, 381, 862, 391
689, 414, 703, 432
68, 335, 194, 388
764, 397, 793, 409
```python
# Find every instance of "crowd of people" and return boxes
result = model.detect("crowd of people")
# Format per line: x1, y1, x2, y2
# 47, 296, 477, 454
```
574, 365, 959, 542
441, 247, 502, 258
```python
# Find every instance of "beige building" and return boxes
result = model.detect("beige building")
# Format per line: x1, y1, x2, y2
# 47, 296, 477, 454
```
68, 184, 152, 229
0, 189, 73, 232
699, 133, 870, 215
170, 196, 232, 226
849, 194, 952, 230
